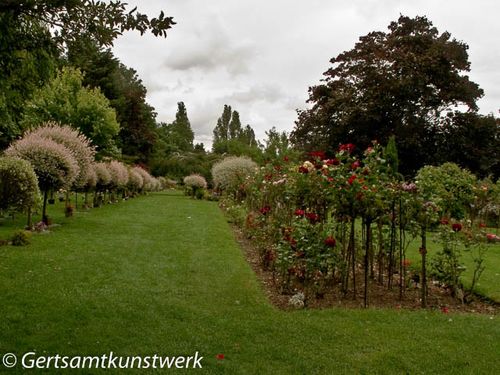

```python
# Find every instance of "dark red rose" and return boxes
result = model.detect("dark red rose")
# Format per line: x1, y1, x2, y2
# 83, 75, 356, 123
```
452, 223, 462, 232
294, 209, 305, 216
326, 158, 340, 166
339, 143, 355, 154
324, 236, 336, 247
259, 206, 271, 215
298, 166, 309, 174
309, 151, 326, 160
351, 160, 361, 170
306, 212, 320, 224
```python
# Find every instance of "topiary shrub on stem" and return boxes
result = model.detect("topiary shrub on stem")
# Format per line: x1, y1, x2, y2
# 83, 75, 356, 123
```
212, 156, 257, 200
183, 174, 207, 199
106, 160, 128, 201
94, 162, 111, 206
0, 156, 40, 227
5, 133, 79, 224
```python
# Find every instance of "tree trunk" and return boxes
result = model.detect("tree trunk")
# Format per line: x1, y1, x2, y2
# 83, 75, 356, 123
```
42, 190, 48, 224
364, 218, 372, 308
420, 226, 428, 308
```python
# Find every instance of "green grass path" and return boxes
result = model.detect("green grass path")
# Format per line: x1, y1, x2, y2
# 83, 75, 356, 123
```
0, 193, 499, 374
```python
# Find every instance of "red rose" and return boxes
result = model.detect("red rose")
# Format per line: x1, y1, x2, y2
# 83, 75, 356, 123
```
339, 143, 355, 154
305, 212, 320, 224
259, 206, 271, 215
325, 158, 340, 166
298, 166, 309, 174
309, 151, 326, 160
324, 236, 336, 247
348, 174, 357, 185
451, 223, 462, 232
351, 160, 361, 170
294, 209, 305, 216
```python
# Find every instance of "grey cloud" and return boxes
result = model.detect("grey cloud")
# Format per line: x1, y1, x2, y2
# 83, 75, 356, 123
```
225, 84, 284, 104
164, 16, 256, 76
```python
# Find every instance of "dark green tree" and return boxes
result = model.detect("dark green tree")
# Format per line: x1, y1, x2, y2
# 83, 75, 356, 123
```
212, 105, 260, 157
0, 1, 175, 50
291, 15, 484, 176
0, 11, 58, 148
213, 104, 232, 147
167, 102, 194, 152
437, 112, 499, 178
66, 41, 159, 163
0, 1, 174, 149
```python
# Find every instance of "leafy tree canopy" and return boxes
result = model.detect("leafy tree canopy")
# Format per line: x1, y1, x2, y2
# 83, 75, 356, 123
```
212, 105, 259, 157
21, 66, 120, 158
0, 0, 175, 49
291, 15, 485, 176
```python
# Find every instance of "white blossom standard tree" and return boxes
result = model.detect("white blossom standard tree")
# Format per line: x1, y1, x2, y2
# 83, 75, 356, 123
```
5, 133, 79, 223
28, 122, 96, 210
0, 156, 40, 227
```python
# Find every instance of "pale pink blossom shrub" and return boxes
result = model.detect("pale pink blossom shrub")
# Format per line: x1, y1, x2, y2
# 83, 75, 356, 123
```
95, 162, 111, 189
133, 166, 153, 192
83, 163, 97, 190
107, 160, 129, 190
5, 133, 79, 192
28, 122, 95, 190
127, 167, 144, 193
183, 174, 207, 189
0, 156, 40, 213
5, 133, 79, 222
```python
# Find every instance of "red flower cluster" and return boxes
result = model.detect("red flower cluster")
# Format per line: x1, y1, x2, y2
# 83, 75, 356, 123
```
298, 165, 309, 174
294, 209, 305, 216
325, 158, 340, 166
348, 174, 357, 185
309, 151, 326, 160
452, 223, 462, 232
339, 143, 355, 154
306, 212, 320, 224
351, 160, 361, 170
259, 206, 271, 215
324, 236, 336, 247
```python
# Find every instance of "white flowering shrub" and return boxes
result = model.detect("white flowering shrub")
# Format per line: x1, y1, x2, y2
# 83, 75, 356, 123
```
133, 166, 154, 192
5, 133, 79, 192
95, 162, 111, 189
183, 174, 207, 199
211, 156, 257, 197
106, 160, 128, 189
288, 292, 305, 309
83, 163, 97, 191
0, 156, 40, 213
127, 168, 144, 193
5, 133, 79, 222
183, 174, 208, 189
28, 122, 95, 190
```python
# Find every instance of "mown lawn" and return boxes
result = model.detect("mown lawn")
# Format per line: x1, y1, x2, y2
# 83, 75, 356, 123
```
0, 192, 499, 374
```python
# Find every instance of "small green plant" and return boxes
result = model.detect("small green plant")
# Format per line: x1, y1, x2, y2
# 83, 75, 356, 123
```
11, 230, 32, 246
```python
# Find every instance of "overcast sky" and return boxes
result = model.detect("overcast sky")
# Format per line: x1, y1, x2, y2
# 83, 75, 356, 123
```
112, 0, 500, 148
